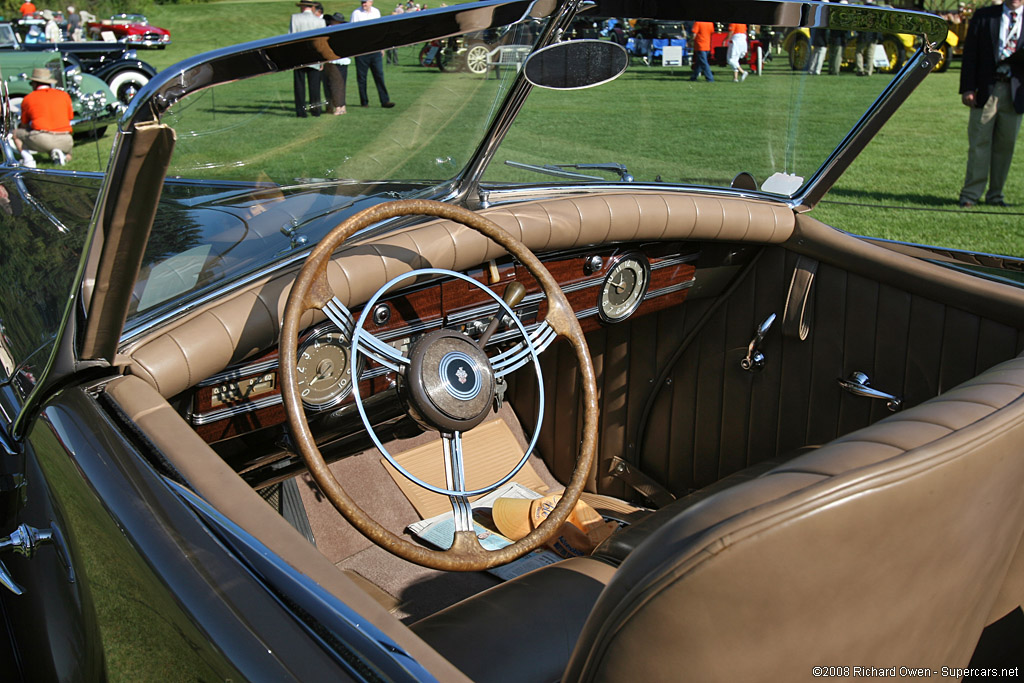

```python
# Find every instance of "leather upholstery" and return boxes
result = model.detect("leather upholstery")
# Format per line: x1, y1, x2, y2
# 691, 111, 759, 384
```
510, 240, 1024, 503
125, 192, 794, 397
412, 556, 617, 683
398, 355, 1024, 681
102, 375, 473, 683
563, 354, 1024, 681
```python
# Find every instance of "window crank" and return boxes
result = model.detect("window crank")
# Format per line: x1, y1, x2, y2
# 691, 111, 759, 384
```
741, 313, 776, 372
837, 372, 903, 412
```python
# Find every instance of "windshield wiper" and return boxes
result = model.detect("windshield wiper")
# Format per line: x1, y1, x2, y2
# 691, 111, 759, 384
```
505, 160, 634, 182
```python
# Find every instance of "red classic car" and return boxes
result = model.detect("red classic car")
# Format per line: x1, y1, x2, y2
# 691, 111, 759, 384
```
86, 13, 170, 49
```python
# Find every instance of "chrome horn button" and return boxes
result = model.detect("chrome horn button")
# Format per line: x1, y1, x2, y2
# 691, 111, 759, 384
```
402, 329, 495, 432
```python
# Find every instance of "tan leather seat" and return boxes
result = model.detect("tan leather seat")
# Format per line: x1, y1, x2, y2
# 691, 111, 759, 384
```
416, 354, 1024, 681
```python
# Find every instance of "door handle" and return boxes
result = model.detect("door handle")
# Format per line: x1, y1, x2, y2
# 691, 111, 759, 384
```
0, 522, 70, 595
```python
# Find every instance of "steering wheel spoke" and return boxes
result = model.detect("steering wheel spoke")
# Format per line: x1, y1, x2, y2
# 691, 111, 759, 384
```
490, 321, 557, 379
442, 432, 476, 534
323, 296, 409, 373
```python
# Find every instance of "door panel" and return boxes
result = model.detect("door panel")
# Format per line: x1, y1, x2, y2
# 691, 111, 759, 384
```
509, 244, 1024, 501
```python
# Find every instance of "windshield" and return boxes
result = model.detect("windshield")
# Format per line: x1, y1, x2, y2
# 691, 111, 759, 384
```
484, 17, 898, 193
124, 13, 546, 333
162, 18, 544, 187
125, 1, 937, 335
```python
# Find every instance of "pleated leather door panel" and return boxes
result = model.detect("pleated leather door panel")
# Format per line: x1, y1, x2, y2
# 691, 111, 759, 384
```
508, 245, 1024, 500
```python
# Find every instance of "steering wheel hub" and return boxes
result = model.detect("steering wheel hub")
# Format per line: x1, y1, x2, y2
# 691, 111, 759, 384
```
403, 330, 495, 432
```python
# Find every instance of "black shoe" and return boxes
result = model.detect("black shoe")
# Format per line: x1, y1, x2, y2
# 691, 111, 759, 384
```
987, 199, 1011, 207
382, 101, 395, 108
296, 113, 308, 118
958, 199, 975, 208
359, 103, 369, 107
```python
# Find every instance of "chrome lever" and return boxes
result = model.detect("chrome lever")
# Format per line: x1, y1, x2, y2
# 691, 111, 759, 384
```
741, 313, 776, 372
0, 523, 53, 595
838, 372, 903, 412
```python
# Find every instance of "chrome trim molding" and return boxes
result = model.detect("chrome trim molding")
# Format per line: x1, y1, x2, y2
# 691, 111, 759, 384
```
197, 359, 280, 388
191, 394, 283, 425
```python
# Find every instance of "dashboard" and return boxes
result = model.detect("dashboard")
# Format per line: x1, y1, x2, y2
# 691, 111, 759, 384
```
184, 241, 700, 487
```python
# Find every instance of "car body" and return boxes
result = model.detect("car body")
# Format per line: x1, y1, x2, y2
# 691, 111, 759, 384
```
0, 22, 157, 104
85, 13, 171, 49
2, 0, 1023, 680
1, 51, 122, 137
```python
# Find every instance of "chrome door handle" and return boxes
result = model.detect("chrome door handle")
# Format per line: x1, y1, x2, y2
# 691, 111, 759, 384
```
0, 523, 55, 595
838, 372, 903, 412
740, 313, 776, 372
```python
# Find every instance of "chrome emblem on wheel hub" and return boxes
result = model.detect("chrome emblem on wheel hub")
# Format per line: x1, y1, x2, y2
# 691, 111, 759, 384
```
440, 351, 481, 400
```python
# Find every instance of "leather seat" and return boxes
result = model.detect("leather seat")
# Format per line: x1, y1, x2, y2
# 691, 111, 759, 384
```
414, 354, 1024, 681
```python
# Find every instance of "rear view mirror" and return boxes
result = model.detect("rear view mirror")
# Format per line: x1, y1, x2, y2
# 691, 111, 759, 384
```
523, 39, 628, 90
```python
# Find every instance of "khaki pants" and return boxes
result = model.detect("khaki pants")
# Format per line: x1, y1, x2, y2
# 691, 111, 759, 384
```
961, 81, 1023, 204
855, 41, 876, 76
15, 128, 73, 155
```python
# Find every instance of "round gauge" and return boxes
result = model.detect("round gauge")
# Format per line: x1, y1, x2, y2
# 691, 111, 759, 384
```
295, 329, 354, 411
598, 253, 650, 323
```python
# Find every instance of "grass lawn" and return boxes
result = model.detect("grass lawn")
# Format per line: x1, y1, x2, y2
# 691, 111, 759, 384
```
64, 1, 1024, 258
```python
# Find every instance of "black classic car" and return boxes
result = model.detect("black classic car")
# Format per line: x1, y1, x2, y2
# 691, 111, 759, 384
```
0, 21, 156, 103
1, 0, 1023, 679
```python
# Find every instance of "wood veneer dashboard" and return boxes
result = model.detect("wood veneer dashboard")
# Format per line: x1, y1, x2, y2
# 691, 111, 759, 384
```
186, 241, 700, 487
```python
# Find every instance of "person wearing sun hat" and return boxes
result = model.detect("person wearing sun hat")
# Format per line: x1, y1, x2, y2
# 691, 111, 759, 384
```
13, 68, 74, 167
41, 9, 62, 42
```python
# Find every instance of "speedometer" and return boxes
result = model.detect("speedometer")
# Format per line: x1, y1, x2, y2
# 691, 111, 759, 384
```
296, 328, 354, 411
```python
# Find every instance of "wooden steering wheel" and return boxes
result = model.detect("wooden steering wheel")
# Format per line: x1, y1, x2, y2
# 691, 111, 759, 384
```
280, 199, 598, 571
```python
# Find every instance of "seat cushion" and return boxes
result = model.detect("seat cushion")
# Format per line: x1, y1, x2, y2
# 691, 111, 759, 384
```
411, 556, 616, 683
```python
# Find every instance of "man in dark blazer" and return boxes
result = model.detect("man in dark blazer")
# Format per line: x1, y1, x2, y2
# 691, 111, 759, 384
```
959, 0, 1024, 207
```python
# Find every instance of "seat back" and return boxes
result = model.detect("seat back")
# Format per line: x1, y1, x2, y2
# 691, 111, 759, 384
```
565, 356, 1024, 681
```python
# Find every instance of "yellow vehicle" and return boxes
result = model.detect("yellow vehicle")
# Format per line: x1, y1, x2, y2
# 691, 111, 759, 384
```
782, 26, 957, 73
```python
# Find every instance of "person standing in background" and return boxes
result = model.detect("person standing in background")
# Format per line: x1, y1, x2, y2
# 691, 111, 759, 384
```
854, 28, 880, 76
726, 22, 748, 81
688, 20, 714, 82
289, 0, 326, 117
66, 6, 82, 41
41, 10, 62, 42
351, 0, 395, 108
19, 1, 35, 17
323, 12, 350, 115
958, 0, 1024, 208
807, 27, 827, 75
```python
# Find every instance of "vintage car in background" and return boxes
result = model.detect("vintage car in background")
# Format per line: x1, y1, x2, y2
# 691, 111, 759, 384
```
1, 51, 122, 138
783, 21, 959, 73
0, 21, 157, 103
2, 0, 1023, 679
85, 13, 171, 49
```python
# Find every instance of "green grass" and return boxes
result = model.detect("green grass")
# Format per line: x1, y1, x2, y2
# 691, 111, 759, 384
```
61, 2, 1024, 258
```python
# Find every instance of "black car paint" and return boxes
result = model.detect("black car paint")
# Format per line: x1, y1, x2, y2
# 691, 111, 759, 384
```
0, 383, 366, 679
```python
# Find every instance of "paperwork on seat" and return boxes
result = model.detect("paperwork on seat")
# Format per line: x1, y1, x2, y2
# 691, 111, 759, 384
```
408, 482, 563, 581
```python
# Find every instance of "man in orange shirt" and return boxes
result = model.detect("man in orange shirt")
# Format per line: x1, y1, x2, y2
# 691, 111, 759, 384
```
14, 68, 74, 167
19, 1, 36, 16
689, 21, 715, 82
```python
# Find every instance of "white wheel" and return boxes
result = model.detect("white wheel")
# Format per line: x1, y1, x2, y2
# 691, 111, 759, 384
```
465, 44, 490, 75
107, 69, 150, 104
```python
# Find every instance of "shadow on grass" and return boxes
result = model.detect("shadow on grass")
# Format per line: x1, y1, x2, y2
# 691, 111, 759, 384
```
824, 187, 1024, 216
826, 186, 954, 208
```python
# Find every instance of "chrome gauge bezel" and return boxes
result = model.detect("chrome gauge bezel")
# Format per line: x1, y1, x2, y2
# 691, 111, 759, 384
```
598, 252, 651, 323
295, 325, 359, 412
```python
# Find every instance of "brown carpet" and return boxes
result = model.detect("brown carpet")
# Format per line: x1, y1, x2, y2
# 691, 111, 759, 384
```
297, 405, 562, 623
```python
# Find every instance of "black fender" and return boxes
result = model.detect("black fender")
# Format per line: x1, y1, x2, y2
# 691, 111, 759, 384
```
91, 59, 158, 82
